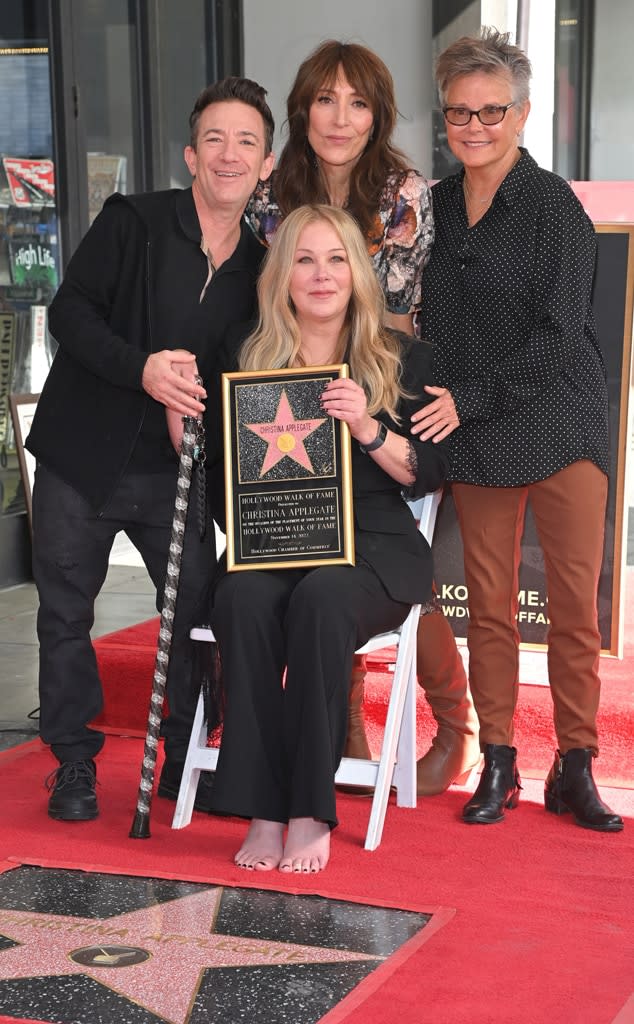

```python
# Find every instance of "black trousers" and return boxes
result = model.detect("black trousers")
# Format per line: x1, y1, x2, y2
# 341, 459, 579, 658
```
209, 564, 410, 827
32, 463, 216, 763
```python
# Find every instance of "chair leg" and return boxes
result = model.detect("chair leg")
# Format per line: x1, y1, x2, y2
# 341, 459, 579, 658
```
172, 691, 214, 829
392, 659, 418, 807
364, 607, 420, 850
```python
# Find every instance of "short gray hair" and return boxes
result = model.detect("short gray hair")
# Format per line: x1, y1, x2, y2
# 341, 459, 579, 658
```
435, 27, 532, 107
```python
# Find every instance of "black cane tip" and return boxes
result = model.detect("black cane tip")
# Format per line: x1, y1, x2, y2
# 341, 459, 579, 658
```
129, 812, 151, 839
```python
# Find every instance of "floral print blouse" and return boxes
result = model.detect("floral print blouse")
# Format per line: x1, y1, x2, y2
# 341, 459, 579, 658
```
245, 170, 434, 316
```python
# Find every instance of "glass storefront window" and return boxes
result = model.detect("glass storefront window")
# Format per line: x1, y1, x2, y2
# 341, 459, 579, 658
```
73, 1, 142, 220
0, 1, 145, 542
155, 1, 216, 189
0, 1, 225, 586
0, 4, 58, 525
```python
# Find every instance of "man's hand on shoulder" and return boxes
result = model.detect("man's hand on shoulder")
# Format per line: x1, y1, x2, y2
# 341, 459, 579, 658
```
142, 349, 207, 415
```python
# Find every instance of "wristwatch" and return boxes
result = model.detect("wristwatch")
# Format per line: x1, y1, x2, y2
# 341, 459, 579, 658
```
359, 421, 388, 454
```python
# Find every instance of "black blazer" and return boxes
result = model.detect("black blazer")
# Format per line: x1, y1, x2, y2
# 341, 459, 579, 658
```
207, 331, 448, 605
26, 190, 263, 511
350, 336, 448, 603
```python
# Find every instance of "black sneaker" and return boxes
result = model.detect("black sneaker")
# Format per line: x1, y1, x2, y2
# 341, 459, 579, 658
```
157, 760, 214, 813
46, 759, 98, 821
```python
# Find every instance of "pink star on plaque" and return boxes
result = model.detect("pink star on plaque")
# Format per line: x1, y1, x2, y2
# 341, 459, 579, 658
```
246, 388, 326, 476
0, 890, 379, 1024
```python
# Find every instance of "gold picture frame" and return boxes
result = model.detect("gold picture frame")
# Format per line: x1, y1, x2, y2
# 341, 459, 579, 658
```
222, 365, 354, 572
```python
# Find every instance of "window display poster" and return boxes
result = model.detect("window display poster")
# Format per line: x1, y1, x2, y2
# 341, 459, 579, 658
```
0, 313, 17, 446
2, 158, 55, 207
87, 154, 127, 223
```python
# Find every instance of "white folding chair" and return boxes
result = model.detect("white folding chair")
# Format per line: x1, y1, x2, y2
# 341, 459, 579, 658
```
171, 489, 443, 851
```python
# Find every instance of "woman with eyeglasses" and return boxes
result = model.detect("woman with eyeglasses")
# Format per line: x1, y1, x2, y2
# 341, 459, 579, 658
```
412, 28, 623, 832
246, 39, 480, 800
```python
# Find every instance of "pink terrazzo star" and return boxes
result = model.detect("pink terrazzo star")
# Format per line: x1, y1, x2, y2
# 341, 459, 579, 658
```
245, 388, 326, 476
0, 889, 380, 1023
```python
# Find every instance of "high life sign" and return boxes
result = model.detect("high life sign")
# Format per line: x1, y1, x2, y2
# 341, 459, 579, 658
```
13, 241, 56, 271
8, 239, 58, 289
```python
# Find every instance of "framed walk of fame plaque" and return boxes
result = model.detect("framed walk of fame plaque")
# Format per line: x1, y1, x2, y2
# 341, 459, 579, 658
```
222, 365, 354, 571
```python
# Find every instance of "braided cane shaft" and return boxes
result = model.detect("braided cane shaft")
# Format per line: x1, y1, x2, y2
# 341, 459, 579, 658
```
130, 416, 198, 838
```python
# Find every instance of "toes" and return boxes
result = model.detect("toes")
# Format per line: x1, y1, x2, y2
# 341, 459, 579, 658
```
235, 851, 279, 872
234, 848, 257, 870
288, 858, 307, 873
253, 857, 277, 872
279, 857, 305, 873
279, 846, 328, 874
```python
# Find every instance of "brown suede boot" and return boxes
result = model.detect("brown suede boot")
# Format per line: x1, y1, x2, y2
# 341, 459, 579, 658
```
343, 653, 372, 760
416, 608, 481, 796
337, 653, 374, 795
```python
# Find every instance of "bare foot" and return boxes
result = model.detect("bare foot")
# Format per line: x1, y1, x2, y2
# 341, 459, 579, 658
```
279, 817, 330, 873
234, 819, 285, 871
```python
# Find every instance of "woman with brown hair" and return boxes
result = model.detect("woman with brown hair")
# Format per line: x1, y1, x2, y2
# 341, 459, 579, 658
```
246, 39, 480, 797
248, 39, 430, 334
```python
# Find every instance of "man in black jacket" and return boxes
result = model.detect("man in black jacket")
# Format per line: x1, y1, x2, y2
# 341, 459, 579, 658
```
26, 77, 275, 821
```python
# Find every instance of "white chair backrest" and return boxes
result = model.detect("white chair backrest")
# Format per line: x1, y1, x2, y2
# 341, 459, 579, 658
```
407, 489, 442, 547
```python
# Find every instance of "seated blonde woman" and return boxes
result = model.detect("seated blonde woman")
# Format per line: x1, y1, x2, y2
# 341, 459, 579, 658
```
170, 205, 448, 873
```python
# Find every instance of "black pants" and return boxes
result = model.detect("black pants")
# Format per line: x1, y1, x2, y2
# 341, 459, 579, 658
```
32, 463, 216, 763
209, 564, 410, 827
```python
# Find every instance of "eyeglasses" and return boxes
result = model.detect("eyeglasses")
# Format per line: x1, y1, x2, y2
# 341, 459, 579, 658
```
442, 102, 515, 126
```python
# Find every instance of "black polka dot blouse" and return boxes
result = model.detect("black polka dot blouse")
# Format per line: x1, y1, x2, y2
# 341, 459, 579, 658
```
419, 149, 609, 486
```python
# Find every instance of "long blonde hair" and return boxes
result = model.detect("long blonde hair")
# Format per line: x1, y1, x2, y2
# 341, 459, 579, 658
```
239, 204, 405, 420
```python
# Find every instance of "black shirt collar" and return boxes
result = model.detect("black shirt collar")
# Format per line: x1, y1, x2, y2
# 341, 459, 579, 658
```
175, 186, 266, 269
453, 148, 539, 208
175, 187, 201, 242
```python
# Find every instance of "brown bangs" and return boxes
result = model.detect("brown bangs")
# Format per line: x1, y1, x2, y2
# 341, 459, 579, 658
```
275, 40, 412, 236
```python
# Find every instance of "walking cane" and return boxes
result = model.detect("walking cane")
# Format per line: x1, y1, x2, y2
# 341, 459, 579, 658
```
129, 413, 200, 839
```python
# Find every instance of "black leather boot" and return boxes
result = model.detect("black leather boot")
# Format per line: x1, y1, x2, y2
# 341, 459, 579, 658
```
544, 748, 623, 832
46, 759, 98, 821
462, 744, 521, 824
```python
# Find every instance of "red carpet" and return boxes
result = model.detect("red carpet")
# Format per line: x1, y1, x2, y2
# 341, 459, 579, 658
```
0, 737, 633, 1024
62, 570, 634, 1021
92, 597, 634, 788
91, 618, 161, 734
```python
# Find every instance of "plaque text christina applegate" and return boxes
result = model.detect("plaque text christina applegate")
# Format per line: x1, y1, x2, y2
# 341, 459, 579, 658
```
222, 365, 354, 571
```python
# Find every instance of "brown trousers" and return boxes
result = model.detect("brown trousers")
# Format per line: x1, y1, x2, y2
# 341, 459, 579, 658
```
453, 460, 607, 754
